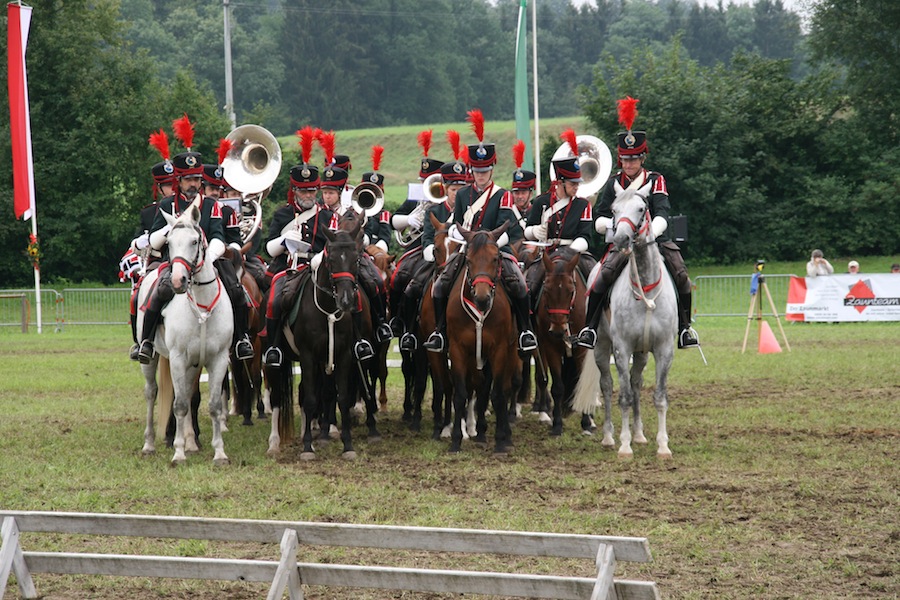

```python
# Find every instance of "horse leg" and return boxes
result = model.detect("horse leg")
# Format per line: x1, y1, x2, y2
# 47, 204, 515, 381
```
182, 386, 201, 453
411, 348, 428, 432
631, 352, 649, 445
300, 366, 318, 460
473, 369, 491, 446
141, 362, 159, 456
615, 350, 634, 458
169, 365, 198, 466
207, 356, 230, 466
362, 364, 382, 442
549, 355, 565, 437
339, 372, 358, 460
401, 351, 415, 422
265, 363, 291, 455
654, 348, 674, 459
491, 371, 513, 456
598, 349, 615, 447
449, 371, 468, 453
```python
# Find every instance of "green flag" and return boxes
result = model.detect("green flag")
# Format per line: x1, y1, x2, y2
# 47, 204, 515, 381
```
514, 0, 533, 170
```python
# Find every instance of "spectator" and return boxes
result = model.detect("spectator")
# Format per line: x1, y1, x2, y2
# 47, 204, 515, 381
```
891, 263, 899, 273
806, 249, 834, 277
848, 260, 860, 274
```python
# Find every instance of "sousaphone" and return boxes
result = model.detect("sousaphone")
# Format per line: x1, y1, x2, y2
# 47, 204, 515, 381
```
221, 124, 282, 244
550, 134, 612, 199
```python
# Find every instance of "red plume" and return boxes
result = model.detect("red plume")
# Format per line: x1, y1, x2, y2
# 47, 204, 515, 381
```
296, 126, 316, 164
319, 130, 336, 165
417, 130, 433, 157
172, 113, 195, 150
216, 138, 233, 166
446, 130, 461, 161
561, 129, 578, 157
617, 96, 639, 131
148, 129, 170, 161
466, 109, 485, 142
371, 145, 384, 171
512, 140, 526, 169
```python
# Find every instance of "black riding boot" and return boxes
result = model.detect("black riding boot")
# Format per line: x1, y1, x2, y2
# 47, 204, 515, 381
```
232, 300, 254, 361
513, 295, 538, 352
353, 311, 374, 361
678, 291, 699, 348
263, 289, 284, 367
370, 292, 393, 344
129, 312, 140, 361
137, 273, 174, 364
576, 284, 609, 349
399, 294, 420, 351
423, 295, 448, 353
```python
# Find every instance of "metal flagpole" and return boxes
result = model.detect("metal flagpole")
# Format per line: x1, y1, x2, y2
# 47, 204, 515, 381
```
223, 0, 236, 129
531, 0, 541, 195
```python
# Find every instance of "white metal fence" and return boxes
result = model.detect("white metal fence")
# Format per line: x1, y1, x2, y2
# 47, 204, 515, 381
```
0, 275, 797, 331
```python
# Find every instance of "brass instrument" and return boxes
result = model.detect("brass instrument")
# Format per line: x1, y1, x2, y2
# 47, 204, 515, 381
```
550, 134, 612, 199
394, 174, 445, 247
222, 124, 282, 244
350, 181, 385, 217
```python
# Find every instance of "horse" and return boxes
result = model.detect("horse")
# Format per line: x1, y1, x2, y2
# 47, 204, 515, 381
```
266, 218, 377, 460
364, 243, 394, 411
137, 202, 233, 466
229, 246, 266, 426
446, 222, 522, 455
572, 188, 677, 458
533, 247, 588, 436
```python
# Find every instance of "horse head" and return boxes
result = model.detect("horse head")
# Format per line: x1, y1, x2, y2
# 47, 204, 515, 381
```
429, 211, 455, 266
338, 208, 366, 254
458, 221, 508, 313
611, 189, 650, 256
322, 227, 361, 314
164, 202, 205, 294
540, 248, 580, 338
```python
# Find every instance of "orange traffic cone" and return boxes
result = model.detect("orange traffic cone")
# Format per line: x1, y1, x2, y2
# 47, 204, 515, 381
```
758, 321, 782, 354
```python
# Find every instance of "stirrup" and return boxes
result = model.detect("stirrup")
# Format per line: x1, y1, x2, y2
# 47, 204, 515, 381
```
375, 323, 393, 344
399, 332, 418, 352
518, 330, 538, 352
129, 343, 140, 362
423, 331, 445, 353
575, 327, 597, 349
354, 340, 375, 362
678, 327, 699, 349
235, 336, 254, 361
389, 316, 404, 338
263, 346, 283, 368
137, 340, 155, 364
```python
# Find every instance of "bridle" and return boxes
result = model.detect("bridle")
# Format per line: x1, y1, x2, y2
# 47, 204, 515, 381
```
169, 223, 215, 286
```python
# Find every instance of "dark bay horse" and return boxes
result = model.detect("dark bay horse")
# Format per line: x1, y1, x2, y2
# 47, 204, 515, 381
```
266, 219, 376, 460
446, 223, 522, 455
534, 247, 588, 436
229, 247, 266, 426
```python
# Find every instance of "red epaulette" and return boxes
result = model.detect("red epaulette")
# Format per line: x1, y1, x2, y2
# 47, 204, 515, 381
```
210, 201, 223, 218
499, 190, 514, 209
651, 173, 668, 196
580, 204, 592, 221
379, 210, 391, 224
328, 213, 339, 231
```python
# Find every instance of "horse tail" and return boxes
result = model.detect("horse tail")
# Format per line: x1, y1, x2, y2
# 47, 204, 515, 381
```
156, 356, 174, 441
571, 348, 600, 415
276, 366, 294, 442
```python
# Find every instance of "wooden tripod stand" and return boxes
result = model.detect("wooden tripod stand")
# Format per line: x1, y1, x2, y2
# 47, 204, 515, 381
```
741, 273, 791, 354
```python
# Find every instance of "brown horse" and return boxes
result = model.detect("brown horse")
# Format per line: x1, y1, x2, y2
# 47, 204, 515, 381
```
446, 222, 522, 454
534, 247, 588, 436
364, 243, 394, 410
230, 248, 266, 426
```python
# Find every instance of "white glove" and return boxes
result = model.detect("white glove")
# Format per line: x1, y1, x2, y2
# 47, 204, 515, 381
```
448, 224, 464, 243
496, 232, 509, 248
595, 217, 613, 235
363, 234, 370, 246
570, 237, 588, 253
392, 214, 410, 230
407, 210, 423, 231
266, 236, 286, 257
133, 233, 150, 251
531, 223, 548, 242
423, 244, 435, 262
149, 224, 171, 251
207, 238, 226, 263
228, 242, 243, 255
651, 216, 668, 238
376, 240, 389, 252
283, 229, 304, 244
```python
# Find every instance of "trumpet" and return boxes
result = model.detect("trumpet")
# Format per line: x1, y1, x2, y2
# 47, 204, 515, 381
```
394, 174, 446, 247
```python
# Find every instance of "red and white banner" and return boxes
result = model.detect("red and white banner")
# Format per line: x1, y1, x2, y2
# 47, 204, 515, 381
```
786, 274, 900, 322
8, 2, 36, 221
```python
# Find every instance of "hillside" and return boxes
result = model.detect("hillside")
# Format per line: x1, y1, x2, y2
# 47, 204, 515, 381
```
274, 116, 589, 210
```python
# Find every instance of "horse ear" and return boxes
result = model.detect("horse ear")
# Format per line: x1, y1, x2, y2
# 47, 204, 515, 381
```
428, 210, 441, 229
542, 249, 554, 272
163, 209, 177, 227
323, 227, 336, 243
490, 220, 510, 241
189, 203, 201, 224
457, 225, 473, 243
567, 249, 581, 272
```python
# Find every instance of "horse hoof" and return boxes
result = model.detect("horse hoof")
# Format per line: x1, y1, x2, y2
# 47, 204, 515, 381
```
538, 412, 552, 424
266, 447, 280, 457
213, 457, 230, 467
368, 435, 382, 444
634, 434, 648, 444
617, 451, 634, 459
550, 428, 563, 437
300, 452, 317, 461
580, 429, 594, 437
169, 458, 185, 468
658, 450, 673, 460
409, 421, 421, 433
342, 451, 357, 460
242, 419, 254, 427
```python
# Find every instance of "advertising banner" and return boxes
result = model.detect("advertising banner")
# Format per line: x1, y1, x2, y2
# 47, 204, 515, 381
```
786, 274, 900, 322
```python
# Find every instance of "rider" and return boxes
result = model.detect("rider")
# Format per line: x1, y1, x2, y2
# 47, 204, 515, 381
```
203, 157, 254, 361
261, 155, 337, 368
523, 130, 597, 302
399, 156, 468, 351
387, 129, 445, 338
509, 139, 536, 233
575, 97, 699, 350
359, 147, 392, 253
422, 109, 537, 355
136, 139, 230, 363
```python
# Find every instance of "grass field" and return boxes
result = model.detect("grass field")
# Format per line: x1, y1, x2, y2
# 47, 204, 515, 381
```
0, 316, 897, 599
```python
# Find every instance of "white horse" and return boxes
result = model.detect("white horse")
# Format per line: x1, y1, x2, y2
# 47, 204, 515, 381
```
573, 189, 677, 458
136, 202, 233, 466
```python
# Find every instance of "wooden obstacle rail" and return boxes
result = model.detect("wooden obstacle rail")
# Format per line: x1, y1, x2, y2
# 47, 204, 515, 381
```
1, 511, 660, 600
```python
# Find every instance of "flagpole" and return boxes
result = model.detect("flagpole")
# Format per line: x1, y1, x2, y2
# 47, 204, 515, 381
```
31, 213, 41, 333
531, 0, 541, 195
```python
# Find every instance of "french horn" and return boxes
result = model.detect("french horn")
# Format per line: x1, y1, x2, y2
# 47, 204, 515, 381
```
550, 134, 612, 199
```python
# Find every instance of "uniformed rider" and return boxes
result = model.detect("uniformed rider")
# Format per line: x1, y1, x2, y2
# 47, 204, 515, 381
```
575, 100, 699, 349
422, 110, 537, 354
